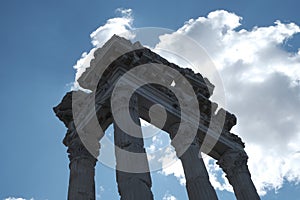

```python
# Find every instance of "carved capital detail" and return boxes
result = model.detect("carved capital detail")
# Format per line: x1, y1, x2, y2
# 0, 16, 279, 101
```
67, 137, 97, 165
217, 149, 249, 178
62, 121, 97, 166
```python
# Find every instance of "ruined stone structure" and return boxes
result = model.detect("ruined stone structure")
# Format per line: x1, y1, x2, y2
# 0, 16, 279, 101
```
54, 35, 260, 200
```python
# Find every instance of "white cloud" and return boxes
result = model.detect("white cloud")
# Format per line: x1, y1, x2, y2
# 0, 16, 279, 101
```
99, 185, 105, 192
163, 192, 177, 200
96, 185, 105, 200
203, 156, 233, 192
158, 146, 186, 186
155, 10, 300, 196
72, 8, 135, 90
4, 198, 25, 200
72, 8, 300, 197
90, 8, 135, 47
4, 198, 34, 200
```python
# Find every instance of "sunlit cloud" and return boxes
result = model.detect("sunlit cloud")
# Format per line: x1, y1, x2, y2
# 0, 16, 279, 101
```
163, 192, 177, 200
155, 10, 300, 195
4, 197, 34, 200
72, 8, 135, 91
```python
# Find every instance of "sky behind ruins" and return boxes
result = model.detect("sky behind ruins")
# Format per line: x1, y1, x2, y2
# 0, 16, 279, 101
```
0, 1, 300, 200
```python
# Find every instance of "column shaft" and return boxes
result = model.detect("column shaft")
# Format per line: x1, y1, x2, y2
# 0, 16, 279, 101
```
180, 144, 218, 200
64, 123, 98, 200
68, 138, 96, 200
113, 94, 153, 200
54, 91, 100, 200
169, 123, 218, 200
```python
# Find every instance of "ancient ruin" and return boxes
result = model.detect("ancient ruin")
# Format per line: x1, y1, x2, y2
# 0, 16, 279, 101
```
54, 35, 260, 200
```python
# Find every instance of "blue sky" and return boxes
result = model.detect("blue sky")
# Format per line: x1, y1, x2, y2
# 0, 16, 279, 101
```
1, 0, 300, 199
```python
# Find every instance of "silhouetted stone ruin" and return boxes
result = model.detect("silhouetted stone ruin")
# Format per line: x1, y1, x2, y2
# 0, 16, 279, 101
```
54, 35, 260, 200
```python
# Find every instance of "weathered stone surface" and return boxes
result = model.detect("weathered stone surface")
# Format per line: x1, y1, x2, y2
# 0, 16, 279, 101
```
217, 149, 260, 200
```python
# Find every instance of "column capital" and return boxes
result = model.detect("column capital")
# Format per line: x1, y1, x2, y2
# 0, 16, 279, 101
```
62, 121, 97, 166
217, 149, 249, 178
168, 122, 201, 158
67, 137, 97, 165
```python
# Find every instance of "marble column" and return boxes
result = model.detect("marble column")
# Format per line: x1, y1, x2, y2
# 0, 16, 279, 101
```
63, 122, 98, 200
169, 123, 218, 200
217, 149, 260, 200
113, 94, 153, 200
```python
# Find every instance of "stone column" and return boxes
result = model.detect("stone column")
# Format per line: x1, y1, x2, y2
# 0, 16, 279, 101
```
53, 92, 98, 200
217, 149, 260, 200
64, 122, 98, 200
113, 94, 153, 200
169, 123, 218, 200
